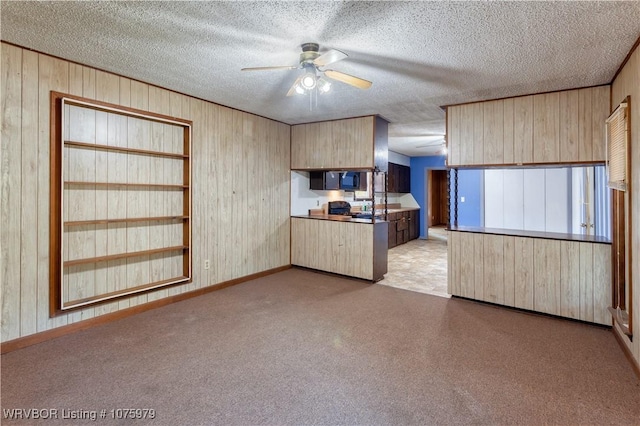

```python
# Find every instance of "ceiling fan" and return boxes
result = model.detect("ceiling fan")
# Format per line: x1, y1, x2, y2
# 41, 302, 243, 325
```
241, 42, 372, 96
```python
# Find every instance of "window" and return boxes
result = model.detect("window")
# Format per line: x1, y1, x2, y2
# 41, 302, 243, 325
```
606, 97, 632, 337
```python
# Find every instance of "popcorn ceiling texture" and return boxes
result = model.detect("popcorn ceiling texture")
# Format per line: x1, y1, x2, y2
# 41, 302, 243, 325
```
1, 1, 639, 156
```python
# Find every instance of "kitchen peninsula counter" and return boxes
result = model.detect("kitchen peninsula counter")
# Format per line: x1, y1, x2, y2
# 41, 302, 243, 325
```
292, 214, 386, 224
291, 216, 388, 281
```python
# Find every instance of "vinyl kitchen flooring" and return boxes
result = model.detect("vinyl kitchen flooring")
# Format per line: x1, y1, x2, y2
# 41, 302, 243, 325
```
378, 228, 449, 298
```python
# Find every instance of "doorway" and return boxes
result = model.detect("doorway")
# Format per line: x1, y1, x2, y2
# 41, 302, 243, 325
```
427, 169, 449, 241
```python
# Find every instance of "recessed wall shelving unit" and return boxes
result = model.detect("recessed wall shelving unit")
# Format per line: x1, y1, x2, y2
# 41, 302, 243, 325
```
50, 92, 192, 315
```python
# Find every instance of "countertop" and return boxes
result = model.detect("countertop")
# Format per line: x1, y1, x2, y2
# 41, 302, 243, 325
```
449, 225, 611, 244
295, 206, 419, 224
292, 214, 387, 224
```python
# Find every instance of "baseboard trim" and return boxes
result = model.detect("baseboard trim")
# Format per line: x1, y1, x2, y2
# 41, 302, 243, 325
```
612, 325, 640, 380
1, 265, 291, 354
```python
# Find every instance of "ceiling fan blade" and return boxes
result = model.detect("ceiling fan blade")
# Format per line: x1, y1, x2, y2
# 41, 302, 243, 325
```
286, 76, 303, 97
313, 49, 348, 67
241, 66, 298, 72
324, 70, 372, 89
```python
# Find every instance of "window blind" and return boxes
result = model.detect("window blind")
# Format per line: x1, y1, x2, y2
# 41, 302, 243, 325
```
606, 100, 628, 191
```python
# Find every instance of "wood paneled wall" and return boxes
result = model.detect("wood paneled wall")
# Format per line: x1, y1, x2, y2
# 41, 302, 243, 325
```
611, 42, 640, 368
291, 217, 387, 281
0, 43, 291, 342
291, 116, 387, 170
446, 86, 610, 166
448, 231, 611, 326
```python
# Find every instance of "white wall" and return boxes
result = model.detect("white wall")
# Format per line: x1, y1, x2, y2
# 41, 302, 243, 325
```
484, 168, 571, 233
389, 150, 411, 167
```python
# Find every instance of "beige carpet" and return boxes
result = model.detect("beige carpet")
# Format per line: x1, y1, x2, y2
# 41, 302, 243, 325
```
380, 231, 449, 298
2, 268, 639, 425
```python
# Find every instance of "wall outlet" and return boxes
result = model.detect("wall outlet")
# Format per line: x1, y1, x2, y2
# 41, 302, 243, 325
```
204, 259, 210, 270
460, 196, 466, 203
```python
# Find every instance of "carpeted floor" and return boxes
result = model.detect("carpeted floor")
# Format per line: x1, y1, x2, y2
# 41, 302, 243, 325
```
2, 268, 639, 425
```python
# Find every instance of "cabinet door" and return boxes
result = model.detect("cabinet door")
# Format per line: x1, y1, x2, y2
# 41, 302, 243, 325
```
309, 172, 324, 190
387, 163, 397, 193
396, 213, 409, 231
400, 165, 411, 193
388, 213, 397, 248
409, 210, 419, 240
325, 171, 340, 190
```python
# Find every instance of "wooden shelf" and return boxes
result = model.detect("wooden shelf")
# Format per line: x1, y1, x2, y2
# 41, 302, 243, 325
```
52, 93, 192, 315
64, 215, 188, 227
62, 275, 190, 309
64, 181, 187, 190
65, 140, 187, 159
64, 245, 188, 267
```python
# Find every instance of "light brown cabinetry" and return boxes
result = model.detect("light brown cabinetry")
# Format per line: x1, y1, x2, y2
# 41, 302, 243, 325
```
291, 217, 388, 281
446, 85, 610, 166
291, 116, 388, 170
448, 231, 611, 326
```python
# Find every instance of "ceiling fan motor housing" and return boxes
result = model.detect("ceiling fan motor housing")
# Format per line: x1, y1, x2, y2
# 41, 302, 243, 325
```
300, 42, 320, 64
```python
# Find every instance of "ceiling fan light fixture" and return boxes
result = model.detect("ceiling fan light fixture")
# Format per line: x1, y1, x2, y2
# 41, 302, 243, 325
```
301, 72, 317, 90
317, 78, 331, 93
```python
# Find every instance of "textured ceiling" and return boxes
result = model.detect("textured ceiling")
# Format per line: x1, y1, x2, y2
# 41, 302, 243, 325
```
2, 1, 639, 156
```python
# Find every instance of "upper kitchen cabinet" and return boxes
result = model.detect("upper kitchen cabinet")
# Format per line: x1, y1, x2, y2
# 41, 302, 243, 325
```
446, 85, 610, 167
387, 162, 410, 193
291, 115, 388, 171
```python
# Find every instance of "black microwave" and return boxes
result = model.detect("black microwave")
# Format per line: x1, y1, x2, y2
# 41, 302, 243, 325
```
339, 172, 363, 190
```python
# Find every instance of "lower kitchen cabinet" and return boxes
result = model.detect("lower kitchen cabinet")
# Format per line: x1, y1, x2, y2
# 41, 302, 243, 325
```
388, 209, 419, 248
291, 217, 388, 281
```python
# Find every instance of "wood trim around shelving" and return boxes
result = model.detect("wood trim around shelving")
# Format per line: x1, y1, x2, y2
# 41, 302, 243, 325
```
64, 181, 188, 189
64, 245, 188, 267
54, 91, 192, 125
64, 216, 188, 227
64, 140, 188, 159
62, 276, 191, 311
51, 91, 193, 316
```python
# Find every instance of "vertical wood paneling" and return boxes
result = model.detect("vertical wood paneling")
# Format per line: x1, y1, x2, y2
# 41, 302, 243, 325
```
447, 228, 455, 294
513, 95, 533, 164
483, 234, 504, 304
19, 49, 39, 336
592, 243, 612, 326
483, 100, 503, 164
591, 85, 610, 161
560, 240, 580, 319
1, 44, 23, 341
559, 90, 579, 162
473, 233, 484, 300
503, 98, 514, 164
460, 104, 474, 165
291, 116, 374, 169
579, 243, 594, 322
533, 239, 561, 315
503, 236, 515, 307
459, 232, 475, 298
472, 103, 484, 165
446, 107, 458, 166
38, 55, 69, 330
1, 43, 292, 343
578, 88, 593, 162
533, 92, 559, 163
